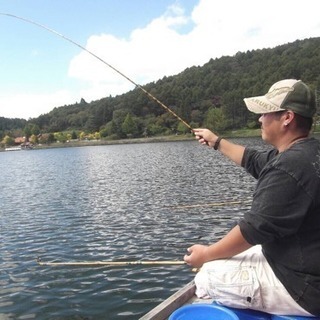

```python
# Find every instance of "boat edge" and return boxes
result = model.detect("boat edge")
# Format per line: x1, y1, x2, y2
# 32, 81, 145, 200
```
139, 280, 196, 320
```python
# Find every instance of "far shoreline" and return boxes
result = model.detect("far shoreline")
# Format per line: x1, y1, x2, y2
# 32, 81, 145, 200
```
2, 129, 319, 152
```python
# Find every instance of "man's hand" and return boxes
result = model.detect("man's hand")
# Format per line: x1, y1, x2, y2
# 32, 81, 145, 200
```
184, 244, 211, 268
193, 128, 218, 148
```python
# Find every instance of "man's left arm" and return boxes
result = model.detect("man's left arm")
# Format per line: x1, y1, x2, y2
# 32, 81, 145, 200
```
184, 225, 253, 268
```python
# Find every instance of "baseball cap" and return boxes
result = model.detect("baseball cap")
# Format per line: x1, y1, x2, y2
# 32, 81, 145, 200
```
244, 79, 316, 118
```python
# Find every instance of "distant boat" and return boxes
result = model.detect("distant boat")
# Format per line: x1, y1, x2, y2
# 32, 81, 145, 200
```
21, 142, 34, 150
5, 142, 34, 151
5, 146, 22, 151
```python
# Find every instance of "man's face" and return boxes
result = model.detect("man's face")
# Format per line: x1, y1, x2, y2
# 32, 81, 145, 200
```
258, 111, 285, 145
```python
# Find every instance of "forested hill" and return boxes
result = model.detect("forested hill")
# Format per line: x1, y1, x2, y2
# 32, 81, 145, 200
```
2, 37, 320, 141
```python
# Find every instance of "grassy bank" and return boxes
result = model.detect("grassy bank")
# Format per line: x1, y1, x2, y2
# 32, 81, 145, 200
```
2, 126, 319, 151
35, 129, 265, 150
33, 134, 195, 150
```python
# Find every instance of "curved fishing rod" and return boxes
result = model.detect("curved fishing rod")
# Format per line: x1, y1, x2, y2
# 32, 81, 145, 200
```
0, 12, 193, 131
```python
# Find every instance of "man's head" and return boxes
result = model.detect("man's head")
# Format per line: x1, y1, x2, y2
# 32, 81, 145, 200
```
243, 79, 316, 118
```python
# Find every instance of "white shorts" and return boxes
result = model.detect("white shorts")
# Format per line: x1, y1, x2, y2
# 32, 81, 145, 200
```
194, 245, 312, 316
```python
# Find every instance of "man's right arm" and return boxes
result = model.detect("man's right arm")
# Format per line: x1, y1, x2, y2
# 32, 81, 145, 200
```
193, 128, 245, 166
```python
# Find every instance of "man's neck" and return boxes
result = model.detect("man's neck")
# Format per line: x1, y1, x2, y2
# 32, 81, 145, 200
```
277, 133, 309, 152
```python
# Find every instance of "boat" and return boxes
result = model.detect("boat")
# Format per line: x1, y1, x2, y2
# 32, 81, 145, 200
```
4, 142, 34, 151
5, 146, 22, 151
139, 280, 197, 320
139, 281, 318, 320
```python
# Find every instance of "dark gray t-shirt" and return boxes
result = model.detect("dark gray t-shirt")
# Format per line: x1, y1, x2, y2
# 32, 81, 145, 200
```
239, 137, 320, 316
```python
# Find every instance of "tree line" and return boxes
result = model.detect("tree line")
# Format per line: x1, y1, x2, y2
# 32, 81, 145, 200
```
1, 37, 320, 146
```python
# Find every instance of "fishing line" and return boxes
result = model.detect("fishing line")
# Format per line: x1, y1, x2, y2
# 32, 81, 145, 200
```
0, 13, 193, 131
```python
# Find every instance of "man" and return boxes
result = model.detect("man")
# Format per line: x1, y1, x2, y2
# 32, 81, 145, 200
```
184, 79, 320, 316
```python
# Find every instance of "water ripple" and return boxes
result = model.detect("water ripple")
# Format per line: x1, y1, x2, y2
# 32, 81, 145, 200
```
0, 139, 262, 319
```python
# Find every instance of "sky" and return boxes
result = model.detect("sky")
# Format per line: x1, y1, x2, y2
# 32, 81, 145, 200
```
0, 0, 319, 120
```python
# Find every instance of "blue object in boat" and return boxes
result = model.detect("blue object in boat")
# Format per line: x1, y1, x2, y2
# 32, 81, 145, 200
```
211, 302, 319, 320
212, 302, 271, 320
169, 303, 239, 320
272, 315, 320, 320
228, 307, 271, 320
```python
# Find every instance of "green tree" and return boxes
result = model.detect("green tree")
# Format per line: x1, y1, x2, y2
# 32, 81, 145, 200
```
147, 123, 166, 136
2, 135, 15, 146
54, 132, 67, 143
177, 122, 190, 134
29, 134, 38, 144
104, 121, 119, 138
47, 133, 55, 143
113, 110, 128, 137
99, 126, 109, 138
23, 124, 33, 141
71, 131, 78, 140
205, 107, 228, 132
122, 113, 139, 138
31, 124, 40, 135
79, 132, 87, 140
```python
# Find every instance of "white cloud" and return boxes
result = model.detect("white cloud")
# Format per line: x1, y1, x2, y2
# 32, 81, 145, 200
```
68, 0, 320, 105
68, 3, 192, 99
2, 0, 320, 119
0, 90, 78, 120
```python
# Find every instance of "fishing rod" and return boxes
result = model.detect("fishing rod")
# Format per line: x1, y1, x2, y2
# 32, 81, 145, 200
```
37, 257, 186, 267
37, 258, 199, 272
0, 13, 193, 131
172, 199, 252, 209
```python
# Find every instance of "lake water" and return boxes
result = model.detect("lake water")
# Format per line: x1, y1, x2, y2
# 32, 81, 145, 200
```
0, 138, 263, 319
